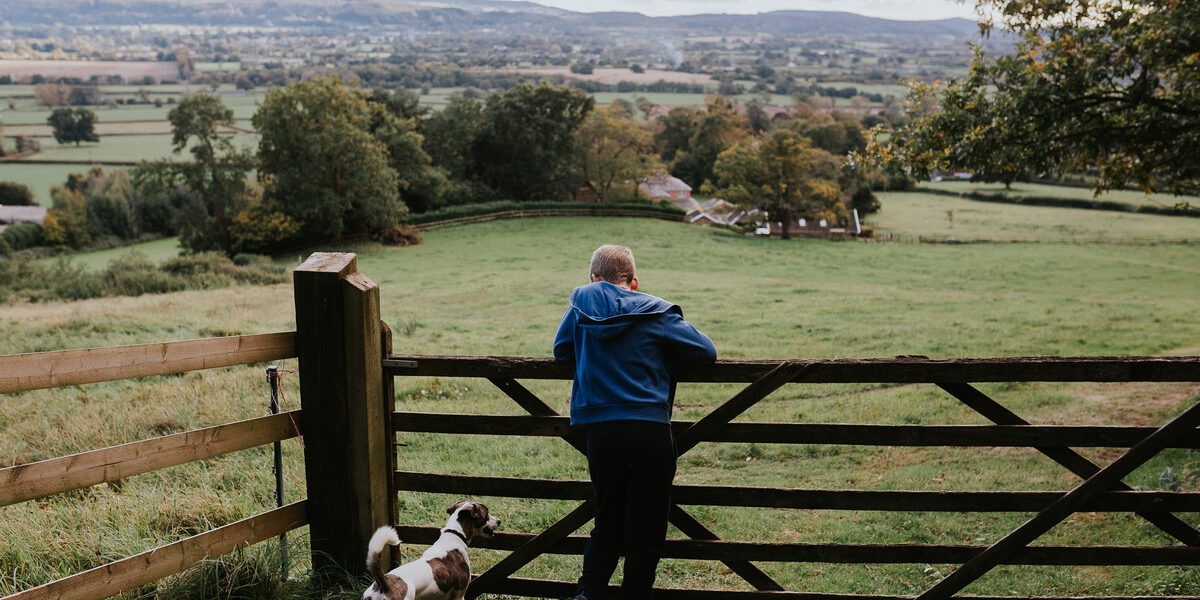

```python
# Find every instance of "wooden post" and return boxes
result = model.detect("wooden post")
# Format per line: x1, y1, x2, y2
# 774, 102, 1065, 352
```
293, 252, 390, 581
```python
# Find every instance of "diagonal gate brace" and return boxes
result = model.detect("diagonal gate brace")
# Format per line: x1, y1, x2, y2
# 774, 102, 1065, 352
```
918, 395, 1200, 600
478, 375, 791, 593
939, 382, 1200, 546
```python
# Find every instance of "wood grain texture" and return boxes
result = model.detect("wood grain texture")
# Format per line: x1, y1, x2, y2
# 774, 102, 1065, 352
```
390, 412, 1200, 448
383, 354, 1200, 383
7, 502, 307, 600
1, 411, 302, 508
0, 332, 296, 394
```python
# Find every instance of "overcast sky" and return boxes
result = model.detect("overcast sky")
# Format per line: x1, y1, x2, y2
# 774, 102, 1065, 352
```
521, 0, 978, 22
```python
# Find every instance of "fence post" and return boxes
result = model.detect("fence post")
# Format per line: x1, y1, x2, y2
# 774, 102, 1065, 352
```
293, 252, 390, 582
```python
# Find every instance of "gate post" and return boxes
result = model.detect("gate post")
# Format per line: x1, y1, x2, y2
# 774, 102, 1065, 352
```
293, 252, 391, 581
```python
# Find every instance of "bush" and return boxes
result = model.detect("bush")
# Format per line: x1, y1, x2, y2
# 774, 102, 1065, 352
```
49, 258, 106, 300
228, 205, 302, 254
0, 182, 35, 205
374, 225, 421, 246
161, 252, 288, 287
849, 185, 881, 215
1, 222, 44, 251
103, 252, 188, 296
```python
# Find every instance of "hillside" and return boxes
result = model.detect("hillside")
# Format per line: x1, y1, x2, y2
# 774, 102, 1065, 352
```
3, 0, 981, 38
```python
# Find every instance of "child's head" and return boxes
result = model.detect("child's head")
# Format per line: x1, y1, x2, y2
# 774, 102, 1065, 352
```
589, 244, 638, 290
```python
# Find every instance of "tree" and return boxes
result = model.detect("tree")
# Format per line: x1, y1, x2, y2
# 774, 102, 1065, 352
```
0, 182, 34, 206
421, 95, 485, 185
472, 83, 594, 201
134, 94, 255, 252
47, 108, 99, 146
710, 130, 844, 240
576, 105, 659, 202
655, 96, 751, 190
253, 76, 401, 241
365, 88, 451, 214
878, 0, 1200, 195
33, 83, 70, 107
41, 186, 90, 248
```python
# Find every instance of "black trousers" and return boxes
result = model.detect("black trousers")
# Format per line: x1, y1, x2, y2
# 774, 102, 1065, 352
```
576, 420, 676, 600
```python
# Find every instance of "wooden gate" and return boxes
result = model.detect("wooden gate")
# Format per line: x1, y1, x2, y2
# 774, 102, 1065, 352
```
383, 354, 1200, 600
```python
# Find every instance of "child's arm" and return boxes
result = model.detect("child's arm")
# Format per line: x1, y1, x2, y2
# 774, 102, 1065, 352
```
552, 307, 576, 361
661, 311, 717, 364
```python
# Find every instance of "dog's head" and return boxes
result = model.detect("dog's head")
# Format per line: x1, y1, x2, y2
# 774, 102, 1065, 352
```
446, 500, 500, 541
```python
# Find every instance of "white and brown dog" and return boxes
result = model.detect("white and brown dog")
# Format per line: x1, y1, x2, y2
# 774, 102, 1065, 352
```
363, 500, 500, 600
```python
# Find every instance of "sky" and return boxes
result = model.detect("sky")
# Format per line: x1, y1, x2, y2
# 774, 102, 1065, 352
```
519, 0, 979, 21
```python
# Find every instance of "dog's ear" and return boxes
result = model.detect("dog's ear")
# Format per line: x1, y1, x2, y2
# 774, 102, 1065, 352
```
446, 500, 467, 515
469, 502, 486, 523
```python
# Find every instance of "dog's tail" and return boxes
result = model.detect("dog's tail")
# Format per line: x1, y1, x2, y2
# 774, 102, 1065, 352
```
366, 526, 401, 594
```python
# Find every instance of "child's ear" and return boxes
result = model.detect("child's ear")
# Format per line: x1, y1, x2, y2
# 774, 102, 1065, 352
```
629, 276, 639, 291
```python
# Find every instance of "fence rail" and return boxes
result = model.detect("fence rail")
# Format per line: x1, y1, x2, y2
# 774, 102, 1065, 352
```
0, 411, 302, 507
387, 352, 1200, 600
0, 331, 296, 393
383, 354, 1200, 382
7, 501, 308, 600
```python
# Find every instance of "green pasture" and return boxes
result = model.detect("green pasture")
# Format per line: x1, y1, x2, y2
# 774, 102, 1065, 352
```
2, 212, 1199, 598
919, 180, 1200, 210
25, 132, 259, 163
0, 163, 113, 205
869, 191, 1200, 242
34, 237, 183, 270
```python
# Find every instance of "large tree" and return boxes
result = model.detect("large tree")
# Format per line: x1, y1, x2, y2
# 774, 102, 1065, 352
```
654, 97, 750, 190
711, 130, 844, 240
472, 83, 594, 201
134, 94, 255, 253
879, 0, 1200, 196
576, 104, 659, 202
253, 76, 401, 241
47, 108, 99, 146
365, 88, 451, 214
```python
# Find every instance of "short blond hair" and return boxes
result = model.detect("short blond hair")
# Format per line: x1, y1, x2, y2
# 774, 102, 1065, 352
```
589, 245, 636, 285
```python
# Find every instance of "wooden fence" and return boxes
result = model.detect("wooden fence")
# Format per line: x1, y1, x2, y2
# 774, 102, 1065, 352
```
383, 354, 1200, 600
0, 332, 305, 600
3, 251, 1200, 600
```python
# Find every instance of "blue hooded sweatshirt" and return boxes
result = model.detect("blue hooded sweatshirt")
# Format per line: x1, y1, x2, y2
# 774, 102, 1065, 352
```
553, 281, 717, 426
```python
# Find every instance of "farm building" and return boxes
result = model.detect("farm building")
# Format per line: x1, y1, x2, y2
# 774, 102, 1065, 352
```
0, 205, 47, 232
638, 174, 693, 203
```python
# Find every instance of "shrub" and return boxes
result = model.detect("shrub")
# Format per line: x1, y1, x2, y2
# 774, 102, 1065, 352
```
1, 223, 44, 251
0, 182, 34, 205
374, 225, 421, 246
161, 252, 288, 287
849, 185, 881, 215
228, 205, 302, 254
49, 257, 106, 300
104, 252, 188, 296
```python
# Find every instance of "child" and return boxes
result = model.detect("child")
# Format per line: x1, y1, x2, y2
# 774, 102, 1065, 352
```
553, 244, 717, 600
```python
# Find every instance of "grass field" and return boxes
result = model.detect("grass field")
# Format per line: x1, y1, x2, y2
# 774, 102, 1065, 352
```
2, 210, 1199, 598
23, 133, 259, 163
869, 192, 1200, 242
0, 163, 115, 205
33, 237, 183, 270
919, 180, 1200, 210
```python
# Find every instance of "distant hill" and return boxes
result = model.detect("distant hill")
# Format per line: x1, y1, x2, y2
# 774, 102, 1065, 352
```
2, 0, 982, 39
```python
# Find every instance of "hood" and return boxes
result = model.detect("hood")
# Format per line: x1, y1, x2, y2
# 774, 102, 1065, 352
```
569, 281, 679, 340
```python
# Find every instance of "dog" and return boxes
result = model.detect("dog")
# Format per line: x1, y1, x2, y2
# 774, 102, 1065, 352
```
363, 500, 500, 600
